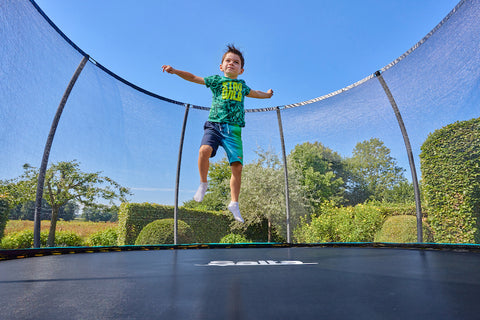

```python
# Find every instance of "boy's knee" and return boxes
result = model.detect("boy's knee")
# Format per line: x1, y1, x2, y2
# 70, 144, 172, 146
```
199, 145, 213, 158
231, 161, 243, 174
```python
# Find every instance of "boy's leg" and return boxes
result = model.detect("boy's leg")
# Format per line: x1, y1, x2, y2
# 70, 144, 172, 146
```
230, 161, 242, 202
198, 145, 213, 183
195, 122, 221, 202
221, 124, 244, 223
194, 145, 213, 202
228, 161, 244, 223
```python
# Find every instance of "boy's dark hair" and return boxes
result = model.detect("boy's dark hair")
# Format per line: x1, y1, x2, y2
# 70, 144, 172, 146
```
222, 44, 245, 68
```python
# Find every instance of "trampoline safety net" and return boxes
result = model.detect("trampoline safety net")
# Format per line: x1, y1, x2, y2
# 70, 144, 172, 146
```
1, 0, 480, 250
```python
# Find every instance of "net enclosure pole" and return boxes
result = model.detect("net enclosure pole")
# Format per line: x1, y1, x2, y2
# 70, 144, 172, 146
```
375, 71, 423, 242
174, 104, 190, 245
276, 107, 291, 243
33, 55, 89, 248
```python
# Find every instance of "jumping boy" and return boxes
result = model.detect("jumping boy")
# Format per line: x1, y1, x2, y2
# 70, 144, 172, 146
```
162, 45, 273, 223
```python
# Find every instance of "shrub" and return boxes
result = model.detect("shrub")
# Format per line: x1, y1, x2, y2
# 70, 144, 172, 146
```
294, 202, 385, 243
88, 228, 118, 246
117, 203, 231, 245
0, 230, 82, 249
135, 219, 194, 245
54, 231, 84, 247
420, 117, 480, 243
220, 233, 251, 244
375, 215, 434, 243
1, 230, 44, 249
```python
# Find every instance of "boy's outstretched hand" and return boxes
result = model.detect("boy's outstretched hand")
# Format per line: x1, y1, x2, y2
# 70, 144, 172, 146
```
162, 65, 176, 74
161, 65, 205, 84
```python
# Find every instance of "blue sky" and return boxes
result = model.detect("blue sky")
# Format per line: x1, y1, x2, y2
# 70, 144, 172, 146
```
21, 0, 462, 205
34, 0, 459, 110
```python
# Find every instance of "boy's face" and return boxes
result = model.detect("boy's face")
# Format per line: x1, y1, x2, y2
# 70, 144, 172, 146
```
220, 52, 244, 79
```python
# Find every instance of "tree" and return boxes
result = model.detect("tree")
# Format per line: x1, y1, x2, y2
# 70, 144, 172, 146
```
239, 148, 308, 241
5, 160, 130, 246
82, 204, 119, 222
8, 199, 77, 221
287, 142, 345, 208
347, 138, 407, 202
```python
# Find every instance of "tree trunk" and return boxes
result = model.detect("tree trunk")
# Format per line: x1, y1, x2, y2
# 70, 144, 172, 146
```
47, 207, 59, 247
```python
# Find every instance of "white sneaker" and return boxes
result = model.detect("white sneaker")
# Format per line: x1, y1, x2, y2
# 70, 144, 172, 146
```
228, 201, 244, 223
193, 182, 208, 202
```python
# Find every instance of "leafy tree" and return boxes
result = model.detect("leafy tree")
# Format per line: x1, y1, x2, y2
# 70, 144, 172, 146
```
9, 199, 78, 221
239, 148, 308, 241
5, 160, 130, 246
82, 204, 119, 222
9, 199, 51, 220
347, 138, 407, 202
1, 172, 37, 206
287, 142, 345, 208
382, 181, 416, 204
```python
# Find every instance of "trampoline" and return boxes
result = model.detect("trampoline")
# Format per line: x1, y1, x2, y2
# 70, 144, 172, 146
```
1, 243, 480, 319
2, 1, 480, 319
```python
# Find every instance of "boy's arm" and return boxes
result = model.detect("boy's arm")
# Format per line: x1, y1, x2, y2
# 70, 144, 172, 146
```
162, 65, 205, 85
247, 89, 274, 99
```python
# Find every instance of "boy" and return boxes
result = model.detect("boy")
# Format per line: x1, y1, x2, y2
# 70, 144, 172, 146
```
162, 45, 273, 223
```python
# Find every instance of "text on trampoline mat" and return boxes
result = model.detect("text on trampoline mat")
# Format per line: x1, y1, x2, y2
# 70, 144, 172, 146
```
198, 260, 318, 266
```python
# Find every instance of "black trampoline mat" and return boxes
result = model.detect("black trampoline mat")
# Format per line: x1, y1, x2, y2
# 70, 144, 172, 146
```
1, 246, 480, 319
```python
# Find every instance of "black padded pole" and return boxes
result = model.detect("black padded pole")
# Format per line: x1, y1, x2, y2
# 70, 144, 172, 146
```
276, 107, 291, 243
33, 55, 89, 248
174, 104, 190, 245
375, 71, 423, 242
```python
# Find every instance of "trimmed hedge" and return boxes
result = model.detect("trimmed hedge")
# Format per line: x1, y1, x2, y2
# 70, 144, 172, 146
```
135, 219, 193, 245
0, 197, 8, 240
373, 202, 418, 217
375, 215, 434, 243
420, 117, 480, 243
117, 203, 232, 245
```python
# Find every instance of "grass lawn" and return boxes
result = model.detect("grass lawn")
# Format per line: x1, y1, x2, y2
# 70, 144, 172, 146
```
4, 220, 118, 239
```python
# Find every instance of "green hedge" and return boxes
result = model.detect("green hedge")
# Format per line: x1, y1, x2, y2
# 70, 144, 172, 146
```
375, 215, 434, 243
373, 202, 418, 217
0, 197, 8, 240
420, 117, 480, 243
117, 203, 232, 245
135, 219, 194, 245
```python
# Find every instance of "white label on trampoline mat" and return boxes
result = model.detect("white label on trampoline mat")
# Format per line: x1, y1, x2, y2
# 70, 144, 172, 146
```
196, 260, 318, 267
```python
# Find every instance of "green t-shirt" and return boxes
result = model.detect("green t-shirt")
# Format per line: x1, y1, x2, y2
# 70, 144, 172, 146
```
204, 75, 251, 127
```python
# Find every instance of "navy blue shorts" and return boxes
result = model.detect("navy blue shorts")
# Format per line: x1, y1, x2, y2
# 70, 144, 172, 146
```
201, 121, 243, 165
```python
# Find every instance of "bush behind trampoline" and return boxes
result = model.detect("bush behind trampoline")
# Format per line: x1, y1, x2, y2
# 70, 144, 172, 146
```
117, 203, 231, 245
135, 219, 194, 245
0, 230, 83, 249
